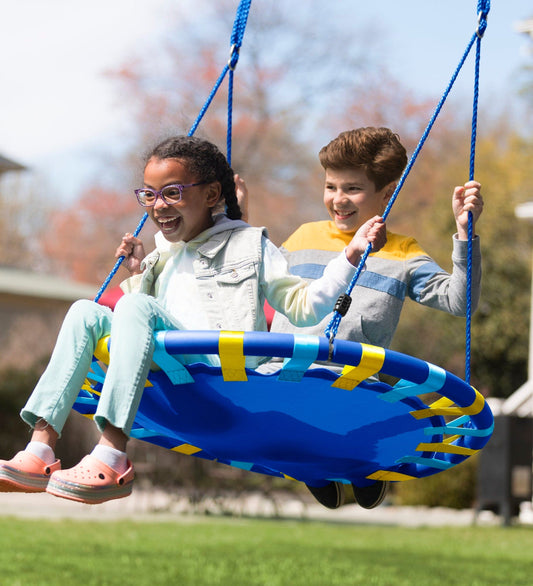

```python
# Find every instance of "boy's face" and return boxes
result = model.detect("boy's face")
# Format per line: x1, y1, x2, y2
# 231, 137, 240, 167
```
323, 168, 393, 234
143, 157, 220, 243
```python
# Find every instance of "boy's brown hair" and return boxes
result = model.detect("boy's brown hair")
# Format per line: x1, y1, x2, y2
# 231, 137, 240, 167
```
318, 127, 408, 191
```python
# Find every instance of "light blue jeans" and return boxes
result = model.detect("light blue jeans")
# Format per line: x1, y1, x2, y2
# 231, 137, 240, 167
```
21, 294, 217, 438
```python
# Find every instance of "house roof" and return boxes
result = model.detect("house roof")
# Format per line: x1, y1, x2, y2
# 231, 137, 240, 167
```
0, 266, 96, 302
0, 154, 26, 174
515, 18, 533, 36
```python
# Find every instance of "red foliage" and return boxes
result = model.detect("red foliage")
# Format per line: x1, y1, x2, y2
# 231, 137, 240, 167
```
42, 186, 151, 285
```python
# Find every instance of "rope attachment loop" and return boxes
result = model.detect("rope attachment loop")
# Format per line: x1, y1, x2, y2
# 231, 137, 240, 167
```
476, 0, 490, 39
228, 44, 241, 71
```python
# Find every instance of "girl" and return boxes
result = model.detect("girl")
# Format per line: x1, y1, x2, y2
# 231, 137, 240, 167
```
0, 136, 386, 505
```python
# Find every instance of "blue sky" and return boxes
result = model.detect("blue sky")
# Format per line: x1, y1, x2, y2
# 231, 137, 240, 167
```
1, 0, 531, 198
355, 0, 530, 101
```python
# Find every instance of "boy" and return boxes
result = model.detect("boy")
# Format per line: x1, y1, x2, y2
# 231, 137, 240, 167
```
256, 127, 484, 510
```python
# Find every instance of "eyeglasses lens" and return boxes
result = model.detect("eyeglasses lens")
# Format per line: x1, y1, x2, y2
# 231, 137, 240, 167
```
161, 186, 182, 203
136, 186, 183, 206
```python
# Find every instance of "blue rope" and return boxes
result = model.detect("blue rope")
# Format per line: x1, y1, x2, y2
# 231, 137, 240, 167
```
325, 0, 491, 350
227, 69, 235, 166
94, 0, 252, 302
464, 0, 490, 383
189, 0, 251, 145
227, 0, 252, 165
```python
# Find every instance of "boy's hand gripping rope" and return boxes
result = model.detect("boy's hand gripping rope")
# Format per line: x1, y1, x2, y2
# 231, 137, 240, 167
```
94, 0, 253, 303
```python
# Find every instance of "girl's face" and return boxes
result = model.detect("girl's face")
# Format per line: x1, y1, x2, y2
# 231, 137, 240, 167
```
143, 157, 220, 243
323, 167, 394, 234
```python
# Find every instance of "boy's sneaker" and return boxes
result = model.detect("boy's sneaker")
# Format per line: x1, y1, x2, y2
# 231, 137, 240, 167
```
0, 451, 61, 493
352, 480, 389, 509
305, 481, 345, 509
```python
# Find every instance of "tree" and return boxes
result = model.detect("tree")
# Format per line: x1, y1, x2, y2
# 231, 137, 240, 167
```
35, 1, 399, 284
392, 123, 533, 398
41, 185, 153, 286
0, 171, 51, 270
104, 0, 388, 245
469, 130, 533, 395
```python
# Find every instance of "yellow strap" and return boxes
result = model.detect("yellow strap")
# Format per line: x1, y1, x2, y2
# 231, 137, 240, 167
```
416, 442, 477, 456
219, 331, 247, 381
94, 336, 111, 364
81, 380, 98, 394
332, 344, 385, 390
410, 388, 485, 420
443, 435, 461, 444
172, 443, 202, 455
367, 470, 416, 481
91, 335, 152, 387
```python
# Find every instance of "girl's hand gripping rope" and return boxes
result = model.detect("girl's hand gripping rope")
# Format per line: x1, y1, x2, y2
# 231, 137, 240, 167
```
116, 233, 146, 276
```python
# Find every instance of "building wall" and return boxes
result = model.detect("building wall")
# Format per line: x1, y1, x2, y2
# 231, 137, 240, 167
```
0, 293, 74, 370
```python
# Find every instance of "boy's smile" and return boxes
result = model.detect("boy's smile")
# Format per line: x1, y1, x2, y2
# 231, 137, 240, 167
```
323, 168, 393, 234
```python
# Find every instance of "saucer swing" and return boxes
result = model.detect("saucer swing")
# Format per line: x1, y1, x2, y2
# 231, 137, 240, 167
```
73, 0, 494, 489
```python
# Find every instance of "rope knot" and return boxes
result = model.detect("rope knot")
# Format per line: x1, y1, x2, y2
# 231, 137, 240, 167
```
228, 44, 240, 71
476, 0, 490, 38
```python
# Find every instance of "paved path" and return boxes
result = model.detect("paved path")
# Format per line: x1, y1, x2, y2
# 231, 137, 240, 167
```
0, 489, 515, 526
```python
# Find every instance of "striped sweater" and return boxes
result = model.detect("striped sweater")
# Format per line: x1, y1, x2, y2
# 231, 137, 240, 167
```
270, 220, 481, 351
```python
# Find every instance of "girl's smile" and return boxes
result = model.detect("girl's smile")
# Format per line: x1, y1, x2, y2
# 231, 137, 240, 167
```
143, 157, 220, 243
156, 214, 182, 235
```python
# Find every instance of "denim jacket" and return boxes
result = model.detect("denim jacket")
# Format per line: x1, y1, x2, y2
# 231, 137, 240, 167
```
121, 216, 358, 371
120, 221, 268, 333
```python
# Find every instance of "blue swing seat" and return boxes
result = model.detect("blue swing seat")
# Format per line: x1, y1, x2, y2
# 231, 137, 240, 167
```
73, 330, 494, 486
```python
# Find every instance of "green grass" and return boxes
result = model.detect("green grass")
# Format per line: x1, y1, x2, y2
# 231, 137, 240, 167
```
1, 516, 532, 585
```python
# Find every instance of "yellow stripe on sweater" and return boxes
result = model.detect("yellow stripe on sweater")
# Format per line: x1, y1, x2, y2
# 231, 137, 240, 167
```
282, 222, 427, 261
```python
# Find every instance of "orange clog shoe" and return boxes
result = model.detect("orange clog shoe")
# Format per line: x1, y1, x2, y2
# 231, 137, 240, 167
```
46, 455, 134, 504
0, 451, 61, 493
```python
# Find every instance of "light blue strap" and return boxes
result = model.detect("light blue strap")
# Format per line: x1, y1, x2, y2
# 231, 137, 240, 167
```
74, 396, 99, 406
379, 363, 446, 403
130, 427, 159, 440
86, 361, 107, 385
278, 335, 320, 382
152, 333, 195, 385
426, 415, 494, 437
396, 455, 453, 470
229, 461, 254, 471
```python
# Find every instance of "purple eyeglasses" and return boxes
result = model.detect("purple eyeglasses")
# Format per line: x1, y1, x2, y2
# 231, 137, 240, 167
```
134, 182, 208, 207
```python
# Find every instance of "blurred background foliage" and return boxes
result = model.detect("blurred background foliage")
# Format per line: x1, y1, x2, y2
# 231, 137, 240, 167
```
2, 0, 533, 508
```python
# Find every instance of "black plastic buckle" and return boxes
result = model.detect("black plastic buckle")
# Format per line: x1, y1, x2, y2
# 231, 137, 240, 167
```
334, 293, 352, 317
